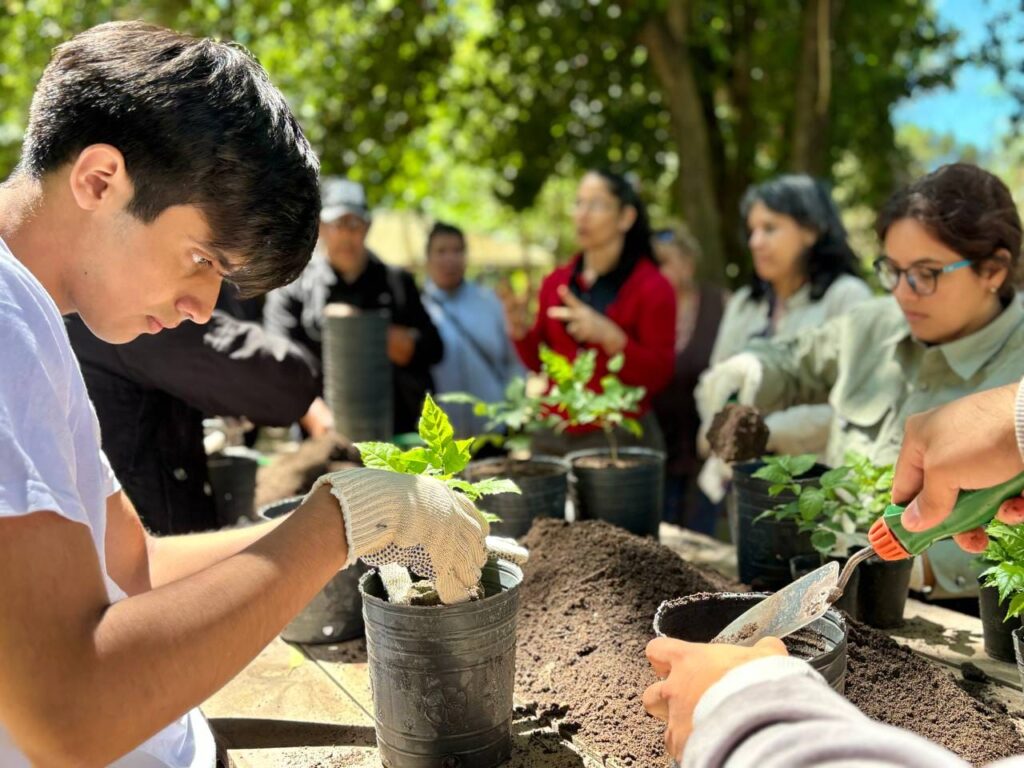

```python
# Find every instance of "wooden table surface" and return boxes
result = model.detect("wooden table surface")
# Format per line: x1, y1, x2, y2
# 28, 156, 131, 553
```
203, 524, 1024, 766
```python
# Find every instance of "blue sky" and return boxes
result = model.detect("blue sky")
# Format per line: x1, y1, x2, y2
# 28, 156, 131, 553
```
892, 0, 1022, 150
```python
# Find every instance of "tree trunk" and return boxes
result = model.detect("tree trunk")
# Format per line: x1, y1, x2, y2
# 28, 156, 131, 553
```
642, 1, 725, 284
790, 0, 834, 175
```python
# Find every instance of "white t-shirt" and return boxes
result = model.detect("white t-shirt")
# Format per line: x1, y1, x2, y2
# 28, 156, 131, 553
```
0, 238, 215, 767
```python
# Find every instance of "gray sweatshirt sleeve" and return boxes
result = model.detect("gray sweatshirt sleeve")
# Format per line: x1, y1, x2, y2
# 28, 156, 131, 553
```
1015, 376, 1024, 461
681, 656, 1012, 768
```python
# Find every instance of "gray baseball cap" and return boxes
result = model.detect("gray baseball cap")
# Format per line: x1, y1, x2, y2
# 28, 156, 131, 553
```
320, 177, 370, 223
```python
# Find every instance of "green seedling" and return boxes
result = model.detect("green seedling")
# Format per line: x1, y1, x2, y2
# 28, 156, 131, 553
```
754, 452, 894, 557
440, 376, 543, 455
980, 520, 1024, 621
356, 394, 520, 523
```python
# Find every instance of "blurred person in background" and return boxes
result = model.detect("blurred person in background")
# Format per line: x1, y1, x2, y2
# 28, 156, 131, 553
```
650, 226, 726, 533
423, 221, 523, 438
263, 177, 443, 436
507, 168, 676, 455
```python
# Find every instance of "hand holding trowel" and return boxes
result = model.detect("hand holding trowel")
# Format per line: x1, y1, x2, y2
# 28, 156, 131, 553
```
714, 471, 1024, 645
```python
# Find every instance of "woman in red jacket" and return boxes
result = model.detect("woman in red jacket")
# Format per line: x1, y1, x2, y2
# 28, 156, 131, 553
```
509, 169, 677, 454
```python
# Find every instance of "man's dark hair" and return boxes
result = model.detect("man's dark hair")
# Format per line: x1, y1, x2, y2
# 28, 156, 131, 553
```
20, 21, 320, 296
876, 163, 1022, 301
741, 174, 861, 302
426, 221, 465, 254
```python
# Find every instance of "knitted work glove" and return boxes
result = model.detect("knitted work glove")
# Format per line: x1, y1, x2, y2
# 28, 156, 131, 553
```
694, 353, 764, 427
308, 467, 490, 604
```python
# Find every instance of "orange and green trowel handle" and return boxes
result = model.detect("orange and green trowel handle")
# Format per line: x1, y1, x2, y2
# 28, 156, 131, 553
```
869, 471, 1024, 560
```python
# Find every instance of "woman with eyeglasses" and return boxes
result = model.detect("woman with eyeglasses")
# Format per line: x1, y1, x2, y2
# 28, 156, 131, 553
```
708, 175, 872, 459
698, 163, 1024, 596
507, 168, 676, 453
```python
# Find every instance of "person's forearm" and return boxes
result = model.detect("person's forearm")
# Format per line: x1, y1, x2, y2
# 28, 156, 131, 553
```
686, 659, 970, 768
42, 491, 345, 765
146, 513, 290, 588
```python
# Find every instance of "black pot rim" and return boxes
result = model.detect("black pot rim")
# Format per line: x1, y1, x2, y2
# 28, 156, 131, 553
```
465, 454, 570, 480
358, 558, 523, 615
566, 446, 666, 467
652, 590, 848, 639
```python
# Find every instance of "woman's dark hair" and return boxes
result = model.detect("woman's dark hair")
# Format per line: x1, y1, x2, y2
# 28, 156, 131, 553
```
20, 21, 320, 297
426, 221, 465, 254
586, 168, 655, 268
741, 174, 861, 301
876, 163, 1022, 301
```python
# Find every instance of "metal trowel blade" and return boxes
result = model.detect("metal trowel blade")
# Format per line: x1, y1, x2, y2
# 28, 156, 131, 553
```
712, 561, 839, 647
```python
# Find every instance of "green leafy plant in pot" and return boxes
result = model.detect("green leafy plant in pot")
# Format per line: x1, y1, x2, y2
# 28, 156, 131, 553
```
354, 395, 525, 768
754, 452, 913, 627
534, 346, 665, 537
978, 521, 1024, 664
441, 381, 571, 538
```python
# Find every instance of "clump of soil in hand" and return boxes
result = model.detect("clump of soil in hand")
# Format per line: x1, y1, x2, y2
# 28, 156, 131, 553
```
706, 404, 769, 463
254, 432, 359, 508
515, 519, 1024, 766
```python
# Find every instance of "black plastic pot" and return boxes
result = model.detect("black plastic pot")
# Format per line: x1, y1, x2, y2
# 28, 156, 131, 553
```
259, 497, 365, 644
731, 461, 826, 590
360, 559, 522, 768
979, 579, 1023, 663
856, 555, 913, 629
322, 304, 393, 441
206, 447, 261, 527
566, 447, 666, 538
463, 456, 569, 539
653, 591, 848, 692
789, 550, 860, 618
1013, 627, 1024, 692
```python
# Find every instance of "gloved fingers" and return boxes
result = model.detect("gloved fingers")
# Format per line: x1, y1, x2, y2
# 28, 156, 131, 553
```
486, 535, 529, 565
453, 551, 485, 593
736, 355, 763, 405
434, 565, 474, 605
697, 456, 731, 504
378, 562, 414, 605
451, 489, 492, 538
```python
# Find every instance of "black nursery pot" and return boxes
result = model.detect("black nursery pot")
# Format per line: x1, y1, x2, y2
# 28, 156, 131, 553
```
207, 447, 261, 527
653, 591, 848, 691
856, 555, 913, 629
731, 461, 826, 590
258, 497, 365, 644
1013, 627, 1024, 693
359, 559, 522, 768
463, 455, 569, 538
979, 578, 1023, 663
566, 447, 666, 538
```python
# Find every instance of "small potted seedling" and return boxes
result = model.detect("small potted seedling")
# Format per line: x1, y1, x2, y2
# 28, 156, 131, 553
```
354, 395, 524, 768
754, 453, 913, 627
535, 346, 665, 538
978, 521, 1024, 664
442, 380, 570, 538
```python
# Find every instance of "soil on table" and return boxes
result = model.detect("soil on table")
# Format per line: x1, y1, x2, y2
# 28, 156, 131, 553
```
706, 404, 769, 463
515, 519, 1024, 766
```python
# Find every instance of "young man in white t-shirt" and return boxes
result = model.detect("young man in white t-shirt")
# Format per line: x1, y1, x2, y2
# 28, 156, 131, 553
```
0, 22, 489, 767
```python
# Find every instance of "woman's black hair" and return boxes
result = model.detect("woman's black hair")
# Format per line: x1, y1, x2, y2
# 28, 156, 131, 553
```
586, 168, 655, 269
741, 174, 861, 302
876, 163, 1021, 301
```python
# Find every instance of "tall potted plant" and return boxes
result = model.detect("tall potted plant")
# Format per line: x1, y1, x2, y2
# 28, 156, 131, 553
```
441, 381, 570, 538
754, 452, 913, 627
536, 346, 665, 537
354, 395, 525, 768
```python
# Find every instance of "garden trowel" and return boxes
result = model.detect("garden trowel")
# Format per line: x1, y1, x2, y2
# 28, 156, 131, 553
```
714, 470, 1024, 647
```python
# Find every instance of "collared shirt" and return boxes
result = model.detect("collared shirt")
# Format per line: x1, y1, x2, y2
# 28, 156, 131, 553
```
423, 279, 523, 437
711, 274, 873, 455
750, 295, 1024, 468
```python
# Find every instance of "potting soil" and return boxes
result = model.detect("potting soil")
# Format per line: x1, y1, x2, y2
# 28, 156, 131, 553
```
255, 433, 360, 509
516, 519, 1024, 766
706, 404, 769, 463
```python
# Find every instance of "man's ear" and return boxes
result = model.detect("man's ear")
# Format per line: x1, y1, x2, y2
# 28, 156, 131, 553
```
68, 144, 132, 213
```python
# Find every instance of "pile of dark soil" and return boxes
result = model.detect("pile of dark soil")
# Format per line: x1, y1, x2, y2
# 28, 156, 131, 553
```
515, 519, 1024, 766
255, 432, 360, 508
465, 459, 565, 480
706, 404, 769, 463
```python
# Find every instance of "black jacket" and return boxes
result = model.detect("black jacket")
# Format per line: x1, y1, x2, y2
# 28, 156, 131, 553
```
262, 250, 443, 434
67, 306, 319, 534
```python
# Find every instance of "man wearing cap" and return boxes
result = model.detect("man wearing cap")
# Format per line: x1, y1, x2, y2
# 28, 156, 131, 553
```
264, 177, 443, 435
